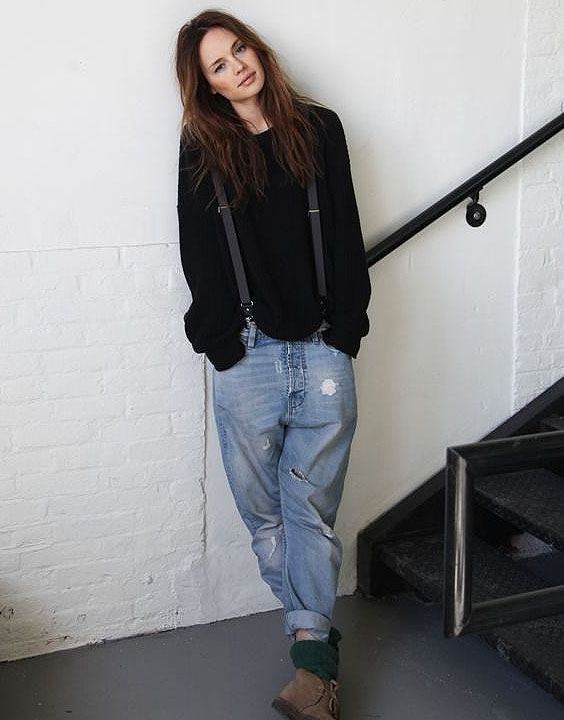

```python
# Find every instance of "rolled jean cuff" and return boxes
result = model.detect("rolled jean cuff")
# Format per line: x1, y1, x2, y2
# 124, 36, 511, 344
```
284, 610, 332, 642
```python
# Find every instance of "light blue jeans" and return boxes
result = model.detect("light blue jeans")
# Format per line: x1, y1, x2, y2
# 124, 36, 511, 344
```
211, 319, 358, 643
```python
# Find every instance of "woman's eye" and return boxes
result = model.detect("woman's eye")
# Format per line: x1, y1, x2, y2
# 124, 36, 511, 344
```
213, 44, 246, 73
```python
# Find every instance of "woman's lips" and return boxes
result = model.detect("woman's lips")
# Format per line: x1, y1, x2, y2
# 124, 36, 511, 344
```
239, 71, 256, 87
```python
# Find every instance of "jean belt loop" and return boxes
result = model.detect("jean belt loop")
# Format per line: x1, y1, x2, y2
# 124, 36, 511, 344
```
312, 328, 321, 344
247, 321, 257, 348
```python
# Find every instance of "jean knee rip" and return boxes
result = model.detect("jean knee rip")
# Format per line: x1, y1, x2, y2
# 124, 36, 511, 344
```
289, 467, 309, 482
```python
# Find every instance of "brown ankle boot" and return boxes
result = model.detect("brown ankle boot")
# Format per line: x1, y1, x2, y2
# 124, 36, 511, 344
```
271, 668, 340, 719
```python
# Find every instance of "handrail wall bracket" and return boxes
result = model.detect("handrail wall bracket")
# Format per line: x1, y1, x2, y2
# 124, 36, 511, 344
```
466, 188, 486, 227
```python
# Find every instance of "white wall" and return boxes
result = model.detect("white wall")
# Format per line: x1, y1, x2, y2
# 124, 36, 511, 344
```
0, 0, 549, 661
514, 0, 564, 408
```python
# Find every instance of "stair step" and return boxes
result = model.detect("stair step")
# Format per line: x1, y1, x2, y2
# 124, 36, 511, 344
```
475, 468, 564, 551
377, 532, 564, 702
539, 415, 564, 431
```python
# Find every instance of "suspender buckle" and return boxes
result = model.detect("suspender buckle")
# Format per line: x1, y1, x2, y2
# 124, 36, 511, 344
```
241, 300, 254, 322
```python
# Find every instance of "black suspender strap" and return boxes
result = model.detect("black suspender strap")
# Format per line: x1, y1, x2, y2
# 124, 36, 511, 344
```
211, 168, 328, 325
306, 175, 328, 318
210, 170, 255, 322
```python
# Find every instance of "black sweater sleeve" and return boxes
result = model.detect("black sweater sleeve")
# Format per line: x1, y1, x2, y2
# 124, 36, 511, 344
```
177, 140, 245, 371
320, 110, 372, 358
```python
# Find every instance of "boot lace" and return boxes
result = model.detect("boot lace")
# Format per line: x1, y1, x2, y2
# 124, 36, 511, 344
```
327, 679, 340, 716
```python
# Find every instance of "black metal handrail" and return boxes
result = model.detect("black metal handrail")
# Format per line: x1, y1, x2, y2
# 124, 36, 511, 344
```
366, 112, 564, 268
443, 429, 564, 637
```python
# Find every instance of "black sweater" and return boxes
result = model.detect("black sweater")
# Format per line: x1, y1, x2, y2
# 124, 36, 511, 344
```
176, 104, 371, 371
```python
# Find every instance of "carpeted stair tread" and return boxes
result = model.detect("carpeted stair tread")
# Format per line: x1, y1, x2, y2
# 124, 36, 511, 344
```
474, 468, 564, 551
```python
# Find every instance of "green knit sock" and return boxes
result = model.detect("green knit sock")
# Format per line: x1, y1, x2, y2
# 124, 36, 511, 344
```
290, 626, 342, 682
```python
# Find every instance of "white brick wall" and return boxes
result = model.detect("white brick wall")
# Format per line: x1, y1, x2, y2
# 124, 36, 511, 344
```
514, 0, 564, 407
1, 245, 208, 661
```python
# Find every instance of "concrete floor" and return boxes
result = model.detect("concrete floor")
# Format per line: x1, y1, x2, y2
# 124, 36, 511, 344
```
1, 592, 563, 720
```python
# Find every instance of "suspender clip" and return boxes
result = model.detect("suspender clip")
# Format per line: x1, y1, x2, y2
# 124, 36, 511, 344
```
241, 300, 254, 321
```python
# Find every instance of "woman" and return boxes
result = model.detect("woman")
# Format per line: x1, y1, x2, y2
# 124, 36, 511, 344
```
175, 9, 371, 719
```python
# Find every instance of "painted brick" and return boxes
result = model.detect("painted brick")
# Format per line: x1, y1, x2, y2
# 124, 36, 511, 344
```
33, 248, 120, 274
16, 468, 108, 499
40, 370, 103, 399
13, 421, 94, 450
515, 0, 564, 407
0, 252, 32, 276
1, 376, 43, 403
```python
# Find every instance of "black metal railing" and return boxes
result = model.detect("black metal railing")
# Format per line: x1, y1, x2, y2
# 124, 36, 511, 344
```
365, 112, 564, 268
443, 430, 564, 637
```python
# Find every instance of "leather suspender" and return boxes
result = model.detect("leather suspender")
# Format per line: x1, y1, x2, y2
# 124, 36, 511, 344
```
306, 176, 328, 318
211, 169, 328, 326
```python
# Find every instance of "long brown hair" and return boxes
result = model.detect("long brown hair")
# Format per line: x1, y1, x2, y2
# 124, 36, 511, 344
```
175, 9, 328, 209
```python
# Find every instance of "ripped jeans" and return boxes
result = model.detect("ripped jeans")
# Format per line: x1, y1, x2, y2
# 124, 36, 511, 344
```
211, 319, 358, 642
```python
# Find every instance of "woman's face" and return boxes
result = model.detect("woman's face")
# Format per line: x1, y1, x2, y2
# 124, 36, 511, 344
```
199, 26, 265, 102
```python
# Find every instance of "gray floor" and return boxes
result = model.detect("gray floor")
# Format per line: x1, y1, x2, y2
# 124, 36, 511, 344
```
1, 592, 563, 720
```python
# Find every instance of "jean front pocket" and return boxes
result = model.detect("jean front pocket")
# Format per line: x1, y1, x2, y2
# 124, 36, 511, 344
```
319, 333, 346, 356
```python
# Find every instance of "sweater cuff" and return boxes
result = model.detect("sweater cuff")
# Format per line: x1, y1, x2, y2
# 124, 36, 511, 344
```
321, 313, 369, 359
206, 336, 246, 371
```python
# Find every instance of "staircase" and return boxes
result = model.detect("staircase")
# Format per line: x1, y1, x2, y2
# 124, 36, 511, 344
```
357, 377, 564, 704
